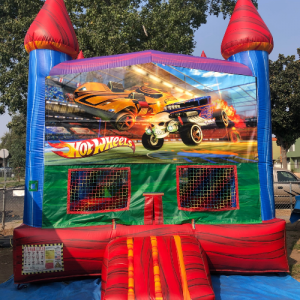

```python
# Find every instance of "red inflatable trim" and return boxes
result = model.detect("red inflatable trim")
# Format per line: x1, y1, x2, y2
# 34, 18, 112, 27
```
143, 193, 164, 225
201, 51, 207, 58
24, 0, 79, 59
101, 238, 129, 300
77, 50, 85, 59
221, 0, 273, 59
153, 194, 164, 225
13, 219, 288, 284
180, 236, 214, 299
144, 195, 154, 225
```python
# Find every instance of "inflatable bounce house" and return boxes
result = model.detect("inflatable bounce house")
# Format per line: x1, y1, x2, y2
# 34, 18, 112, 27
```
13, 0, 290, 298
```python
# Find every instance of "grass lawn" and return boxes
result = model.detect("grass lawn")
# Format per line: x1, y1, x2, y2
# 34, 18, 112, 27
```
0, 177, 24, 188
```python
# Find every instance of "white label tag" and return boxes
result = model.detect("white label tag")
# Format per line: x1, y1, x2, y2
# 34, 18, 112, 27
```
22, 243, 64, 274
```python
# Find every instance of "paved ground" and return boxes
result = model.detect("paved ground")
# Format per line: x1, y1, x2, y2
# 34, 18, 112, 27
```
0, 247, 13, 283
276, 209, 300, 282
0, 210, 299, 284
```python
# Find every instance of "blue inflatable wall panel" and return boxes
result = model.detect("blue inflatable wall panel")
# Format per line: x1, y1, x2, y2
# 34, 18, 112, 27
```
229, 50, 275, 221
24, 50, 71, 227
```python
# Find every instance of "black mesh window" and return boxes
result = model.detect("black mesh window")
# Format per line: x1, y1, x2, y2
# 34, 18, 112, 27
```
68, 168, 130, 213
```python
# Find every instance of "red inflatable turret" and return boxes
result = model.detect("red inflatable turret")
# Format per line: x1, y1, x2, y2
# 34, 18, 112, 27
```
221, 0, 273, 59
24, 0, 79, 59
77, 50, 85, 59
201, 51, 207, 57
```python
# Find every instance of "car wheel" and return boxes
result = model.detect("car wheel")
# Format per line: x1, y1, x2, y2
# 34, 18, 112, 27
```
179, 124, 203, 146
142, 133, 164, 150
213, 109, 229, 128
113, 112, 135, 131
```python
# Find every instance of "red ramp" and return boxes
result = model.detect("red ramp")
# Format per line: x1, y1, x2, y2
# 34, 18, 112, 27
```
101, 235, 215, 300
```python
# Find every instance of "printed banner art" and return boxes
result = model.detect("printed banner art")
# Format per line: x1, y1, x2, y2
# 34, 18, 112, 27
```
44, 63, 258, 165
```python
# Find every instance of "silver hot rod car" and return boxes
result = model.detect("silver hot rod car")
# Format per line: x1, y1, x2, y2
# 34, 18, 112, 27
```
142, 96, 229, 150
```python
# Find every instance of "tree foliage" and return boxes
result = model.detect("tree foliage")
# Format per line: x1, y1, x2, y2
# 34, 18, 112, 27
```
269, 49, 300, 168
0, 0, 257, 116
208, 0, 257, 18
0, 0, 44, 116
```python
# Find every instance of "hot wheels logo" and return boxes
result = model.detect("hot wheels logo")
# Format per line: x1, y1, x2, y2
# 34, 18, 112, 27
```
48, 136, 135, 159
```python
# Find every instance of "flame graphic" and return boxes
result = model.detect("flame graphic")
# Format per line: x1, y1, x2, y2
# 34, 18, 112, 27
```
212, 99, 246, 128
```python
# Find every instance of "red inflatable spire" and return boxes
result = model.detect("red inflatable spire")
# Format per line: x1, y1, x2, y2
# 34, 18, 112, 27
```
24, 0, 79, 59
77, 50, 85, 59
221, 0, 273, 60
201, 51, 207, 57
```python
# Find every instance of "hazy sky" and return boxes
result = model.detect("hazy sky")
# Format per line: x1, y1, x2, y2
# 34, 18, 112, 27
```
194, 0, 299, 61
0, 0, 299, 138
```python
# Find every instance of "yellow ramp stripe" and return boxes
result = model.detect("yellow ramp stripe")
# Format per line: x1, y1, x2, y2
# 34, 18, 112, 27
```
174, 235, 191, 300
150, 236, 163, 300
127, 238, 135, 300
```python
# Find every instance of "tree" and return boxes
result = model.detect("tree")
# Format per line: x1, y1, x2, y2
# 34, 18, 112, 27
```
69, 0, 256, 58
0, 0, 257, 115
269, 49, 300, 169
0, 0, 44, 116
0, 114, 26, 181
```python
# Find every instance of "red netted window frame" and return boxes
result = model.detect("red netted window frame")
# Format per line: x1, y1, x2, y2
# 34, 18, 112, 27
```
67, 167, 131, 214
176, 165, 239, 212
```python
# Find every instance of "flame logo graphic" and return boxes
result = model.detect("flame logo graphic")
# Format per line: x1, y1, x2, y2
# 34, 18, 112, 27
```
48, 136, 135, 159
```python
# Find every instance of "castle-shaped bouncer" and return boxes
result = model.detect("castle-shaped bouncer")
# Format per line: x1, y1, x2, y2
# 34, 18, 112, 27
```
13, 0, 289, 299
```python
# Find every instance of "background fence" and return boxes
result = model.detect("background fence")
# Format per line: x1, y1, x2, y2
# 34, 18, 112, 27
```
0, 180, 298, 234
0, 168, 25, 181
0, 186, 24, 234
0, 169, 14, 178
274, 181, 300, 210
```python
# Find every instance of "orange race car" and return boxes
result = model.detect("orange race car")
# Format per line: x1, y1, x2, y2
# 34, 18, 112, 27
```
74, 81, 177, 131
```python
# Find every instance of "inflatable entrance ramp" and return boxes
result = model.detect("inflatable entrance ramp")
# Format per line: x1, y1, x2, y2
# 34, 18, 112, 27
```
101, 235, 215, 300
